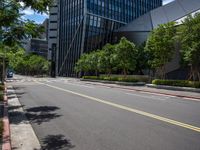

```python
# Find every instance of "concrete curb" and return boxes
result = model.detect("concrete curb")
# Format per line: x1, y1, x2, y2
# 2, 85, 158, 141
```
2, 83, 11, 150
8, 86, 41, 150
80, 79, 145, 86
146, 84, 200, 93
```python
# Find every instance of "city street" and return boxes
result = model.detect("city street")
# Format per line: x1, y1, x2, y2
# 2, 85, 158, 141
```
8, 75, 200, 150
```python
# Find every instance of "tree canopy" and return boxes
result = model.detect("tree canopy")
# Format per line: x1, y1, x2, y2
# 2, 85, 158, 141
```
0, 0, 52, 81
145, 22, 177, 79
179, 13, 200, 81
0, 0, 51, 46
75, 37, 138, 77
116, 37, 137, 76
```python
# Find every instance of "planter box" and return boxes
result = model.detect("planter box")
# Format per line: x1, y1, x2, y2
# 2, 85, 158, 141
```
146, 84, 200, 93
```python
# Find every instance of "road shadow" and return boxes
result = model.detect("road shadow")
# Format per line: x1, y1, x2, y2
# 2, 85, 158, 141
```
9, 106, 62, 125
41, 134, 75, 150
6, 86, 26, 99
26, 106, 62, 125
8, 105, 24, 111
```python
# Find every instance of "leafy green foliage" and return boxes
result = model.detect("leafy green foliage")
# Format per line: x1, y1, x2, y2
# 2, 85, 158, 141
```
0, 0, 20, 27
0, 93, 3, 101
116, 37, 137, 76
82, 75, 150, 83
0, 85, 4, 91
75, 37, 138, 77
135, 42, 151, 75
0, 85, 3, 101
0, 119, 3, 140
5, 48, 50, 75
152, 79, 200, 88
82, 76, 140, 83
75, 53, 91, 74
0, 0, 51, 80
178, 13, 200, 81
145, 22, 177, 79
0, 0, 50, 46
99, 44, 118, 75
20, 0, 52, 13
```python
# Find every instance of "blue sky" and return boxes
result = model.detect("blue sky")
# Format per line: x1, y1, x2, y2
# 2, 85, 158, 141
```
22, 7, 48, 24
23, 0, 175, 24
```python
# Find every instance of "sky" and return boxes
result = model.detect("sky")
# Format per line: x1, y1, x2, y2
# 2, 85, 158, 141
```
22, 0, 175, 24
22, 7, 48, 24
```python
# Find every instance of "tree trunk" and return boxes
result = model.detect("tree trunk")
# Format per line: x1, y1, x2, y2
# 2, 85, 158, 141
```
107, 68, 112, 77
123, 68, 127, 78
188, 65, 200, 81
95, 70, 98, 77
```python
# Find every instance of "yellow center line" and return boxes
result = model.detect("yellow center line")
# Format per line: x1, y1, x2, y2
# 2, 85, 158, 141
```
35, 81, 200, 133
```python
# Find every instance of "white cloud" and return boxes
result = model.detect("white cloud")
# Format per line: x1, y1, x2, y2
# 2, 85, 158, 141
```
22, 7, 35, 15
21, 7, 48, 19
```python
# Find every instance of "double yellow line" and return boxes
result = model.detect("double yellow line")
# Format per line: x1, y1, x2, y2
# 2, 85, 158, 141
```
36, 81, 200, 133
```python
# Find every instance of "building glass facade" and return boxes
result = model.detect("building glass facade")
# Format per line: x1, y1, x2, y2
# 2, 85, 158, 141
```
58, 0, 162, 76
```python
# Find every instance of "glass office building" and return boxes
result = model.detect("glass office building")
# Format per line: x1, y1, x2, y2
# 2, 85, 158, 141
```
58, 0, 162, 76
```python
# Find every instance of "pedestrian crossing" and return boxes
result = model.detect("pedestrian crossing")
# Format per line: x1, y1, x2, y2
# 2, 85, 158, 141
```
7, 78, 50, 83
6, 76, 78, 84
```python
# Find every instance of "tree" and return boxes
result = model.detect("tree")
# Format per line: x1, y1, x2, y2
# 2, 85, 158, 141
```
0, 0, 50, 46
179, 13, 200, 81
99, 43, 118, 76
145, 22, 177, 79
87, 50, 101, 76
75, 51, 102, 76
0, 0, 51, 81
75, 53, 91, 75
135, 42, 151, 75
115, 37, 137, 77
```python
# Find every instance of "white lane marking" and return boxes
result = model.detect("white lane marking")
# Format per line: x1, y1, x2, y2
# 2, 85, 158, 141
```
125, 93, 168, 101
63, 82, 94, 89
35, 81, 200, 133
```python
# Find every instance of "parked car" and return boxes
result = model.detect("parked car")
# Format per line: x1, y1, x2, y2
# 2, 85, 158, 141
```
7, 71, 13, 78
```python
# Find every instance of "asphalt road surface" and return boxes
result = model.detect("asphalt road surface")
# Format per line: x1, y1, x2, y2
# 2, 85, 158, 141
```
9, 75, 200, 150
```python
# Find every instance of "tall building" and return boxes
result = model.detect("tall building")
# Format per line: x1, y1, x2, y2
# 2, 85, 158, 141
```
23, 19, 49, 59
48, 0, 58, 77
57, 0, 162, 76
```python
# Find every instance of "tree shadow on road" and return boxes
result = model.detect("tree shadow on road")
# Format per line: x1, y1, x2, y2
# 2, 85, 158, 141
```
25, 106, 62, 125
8, 105, 24, 111
9, 106, 62, 125
41, 134, 75, 150
7, 86, 26, 99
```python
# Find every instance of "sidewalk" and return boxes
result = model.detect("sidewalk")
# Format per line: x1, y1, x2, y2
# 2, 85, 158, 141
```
83, 81, 200, 100
0, 98, 3, 150
7, 86, 41, 150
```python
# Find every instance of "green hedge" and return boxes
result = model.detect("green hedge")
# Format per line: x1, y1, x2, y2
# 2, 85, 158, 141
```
0, 119, 3, 141
152, 79, 200, 88
0, 85, 4, 91
82, 76, 140, 82
0, 93, 3, 101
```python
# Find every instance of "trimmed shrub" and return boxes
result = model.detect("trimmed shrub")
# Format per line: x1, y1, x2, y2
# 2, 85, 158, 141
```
0, 85, 4, 91
82, 76, 141, 83
0, 119, 3, 141
0, 93, 3, 101
152, 79, 200, 88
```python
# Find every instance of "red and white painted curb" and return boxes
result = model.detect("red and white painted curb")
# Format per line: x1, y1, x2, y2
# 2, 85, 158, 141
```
86, 82, 200, 102
2, 83, 11, 150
